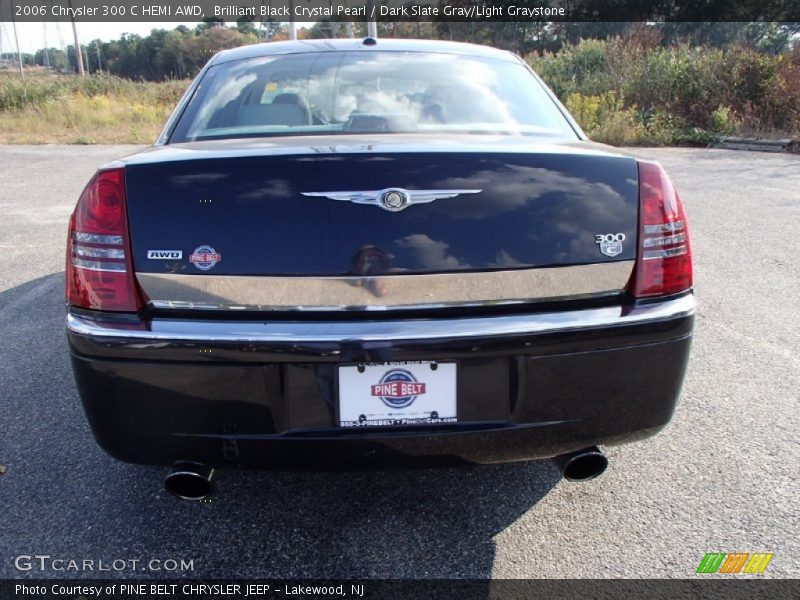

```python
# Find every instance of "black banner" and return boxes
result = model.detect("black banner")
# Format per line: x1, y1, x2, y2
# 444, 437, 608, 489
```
4, 0, 800, 23
3, 580, 800, 600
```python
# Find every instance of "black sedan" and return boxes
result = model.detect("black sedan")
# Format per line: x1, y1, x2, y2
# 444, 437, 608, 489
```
66, 38, 694, 499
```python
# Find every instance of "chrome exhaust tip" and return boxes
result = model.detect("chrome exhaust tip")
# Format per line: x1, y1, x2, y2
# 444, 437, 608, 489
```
164, 461, 215, 500
552, 446, 608, 482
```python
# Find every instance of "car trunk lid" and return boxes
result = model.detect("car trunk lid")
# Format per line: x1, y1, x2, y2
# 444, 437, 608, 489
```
123, 136, 639, 311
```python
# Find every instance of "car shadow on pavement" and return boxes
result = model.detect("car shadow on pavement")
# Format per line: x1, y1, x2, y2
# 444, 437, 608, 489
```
0, 273, 562, 579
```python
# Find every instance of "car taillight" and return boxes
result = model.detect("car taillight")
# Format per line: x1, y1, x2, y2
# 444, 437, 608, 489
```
630, 161, 693, 298
66, 168, 144, 312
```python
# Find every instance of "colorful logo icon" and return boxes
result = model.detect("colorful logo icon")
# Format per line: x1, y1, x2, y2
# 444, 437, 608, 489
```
696, 552, 774, 574
189, 245, 221, 271
370, 369, 426, 408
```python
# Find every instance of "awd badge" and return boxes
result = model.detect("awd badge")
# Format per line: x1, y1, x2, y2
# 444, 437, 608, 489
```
189, 245, 221, 271
147, 250, 182, 260
595, 233, 625, 257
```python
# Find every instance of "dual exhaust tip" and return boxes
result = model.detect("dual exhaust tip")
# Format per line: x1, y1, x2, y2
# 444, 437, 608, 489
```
551, 446, 608, 482
163, 447, 607, 500
164, 461, 214, 501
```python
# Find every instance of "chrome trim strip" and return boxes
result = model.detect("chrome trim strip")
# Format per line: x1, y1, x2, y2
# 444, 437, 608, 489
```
71, 258, 126, 272
643, 245, 688, 260
146, 295, 621, 313
75, 245, 126, 259
643, 233, 686, 248
136, 262, 635, 312
67, 294, 695, 343
644, 221, 684, 234
74, 232, 123, 245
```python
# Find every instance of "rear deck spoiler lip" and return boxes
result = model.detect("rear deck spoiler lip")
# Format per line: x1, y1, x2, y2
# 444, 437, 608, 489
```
67, 293, 695, 344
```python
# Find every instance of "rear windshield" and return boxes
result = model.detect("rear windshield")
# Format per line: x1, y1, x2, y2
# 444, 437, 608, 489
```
169, 51, 578, 142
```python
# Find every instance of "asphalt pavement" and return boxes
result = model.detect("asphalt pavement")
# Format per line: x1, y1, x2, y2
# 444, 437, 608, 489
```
0, 145, 797, 578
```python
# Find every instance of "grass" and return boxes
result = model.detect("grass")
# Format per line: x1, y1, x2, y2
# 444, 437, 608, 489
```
0, 69, 188, 144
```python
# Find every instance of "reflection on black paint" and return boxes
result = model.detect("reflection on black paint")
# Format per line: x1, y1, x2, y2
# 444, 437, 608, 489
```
128, 145, 639, 276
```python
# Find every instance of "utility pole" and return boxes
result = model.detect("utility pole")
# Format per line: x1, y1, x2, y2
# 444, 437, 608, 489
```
95, 40, 102, 72
69, 0, 85, 76
288, 0, 297, 41
43, 23, 50, 68
11, 9, 24, 77
366, 0, 377, 38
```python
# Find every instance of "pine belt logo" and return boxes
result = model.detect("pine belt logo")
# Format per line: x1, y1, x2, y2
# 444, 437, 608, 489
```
189, 245, 221, 271
696, 552, 774, 574
371, 369, 426, 409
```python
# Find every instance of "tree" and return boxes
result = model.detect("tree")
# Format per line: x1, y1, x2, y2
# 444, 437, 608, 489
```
259, 20, 286, 41
236, 16, 257, 36
35, 48, 67, 70
196, 17, 225, 32
179, 27, 257, 75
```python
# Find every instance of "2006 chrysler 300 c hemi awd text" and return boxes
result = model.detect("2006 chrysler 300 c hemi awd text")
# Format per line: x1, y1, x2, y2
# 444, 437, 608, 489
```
66, 39, 694, 499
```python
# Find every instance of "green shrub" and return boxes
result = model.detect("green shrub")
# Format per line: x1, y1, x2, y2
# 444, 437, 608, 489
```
529, 39, 618, 98
530, 39, 800, 145
710, 105, 740, 134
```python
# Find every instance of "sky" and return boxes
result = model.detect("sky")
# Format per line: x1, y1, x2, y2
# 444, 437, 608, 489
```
0, 21, 266, 54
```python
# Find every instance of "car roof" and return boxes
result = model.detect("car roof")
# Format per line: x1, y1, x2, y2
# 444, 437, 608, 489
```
210, 38, 522, 66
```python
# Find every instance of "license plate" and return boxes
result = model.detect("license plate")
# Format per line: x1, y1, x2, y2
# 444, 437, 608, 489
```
338, 361, 457, 428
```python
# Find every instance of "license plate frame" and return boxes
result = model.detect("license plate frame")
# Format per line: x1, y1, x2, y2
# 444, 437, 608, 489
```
337, 361, 458, 428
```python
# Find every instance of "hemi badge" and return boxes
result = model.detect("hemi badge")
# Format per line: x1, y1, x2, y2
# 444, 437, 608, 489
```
147, 250, 183, 260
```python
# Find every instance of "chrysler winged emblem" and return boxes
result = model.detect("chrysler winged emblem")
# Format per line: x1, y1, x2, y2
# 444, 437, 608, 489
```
301, 188, 482, 212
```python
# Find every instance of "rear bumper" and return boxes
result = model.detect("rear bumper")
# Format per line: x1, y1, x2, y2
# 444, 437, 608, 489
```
67, 294, 694, 468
